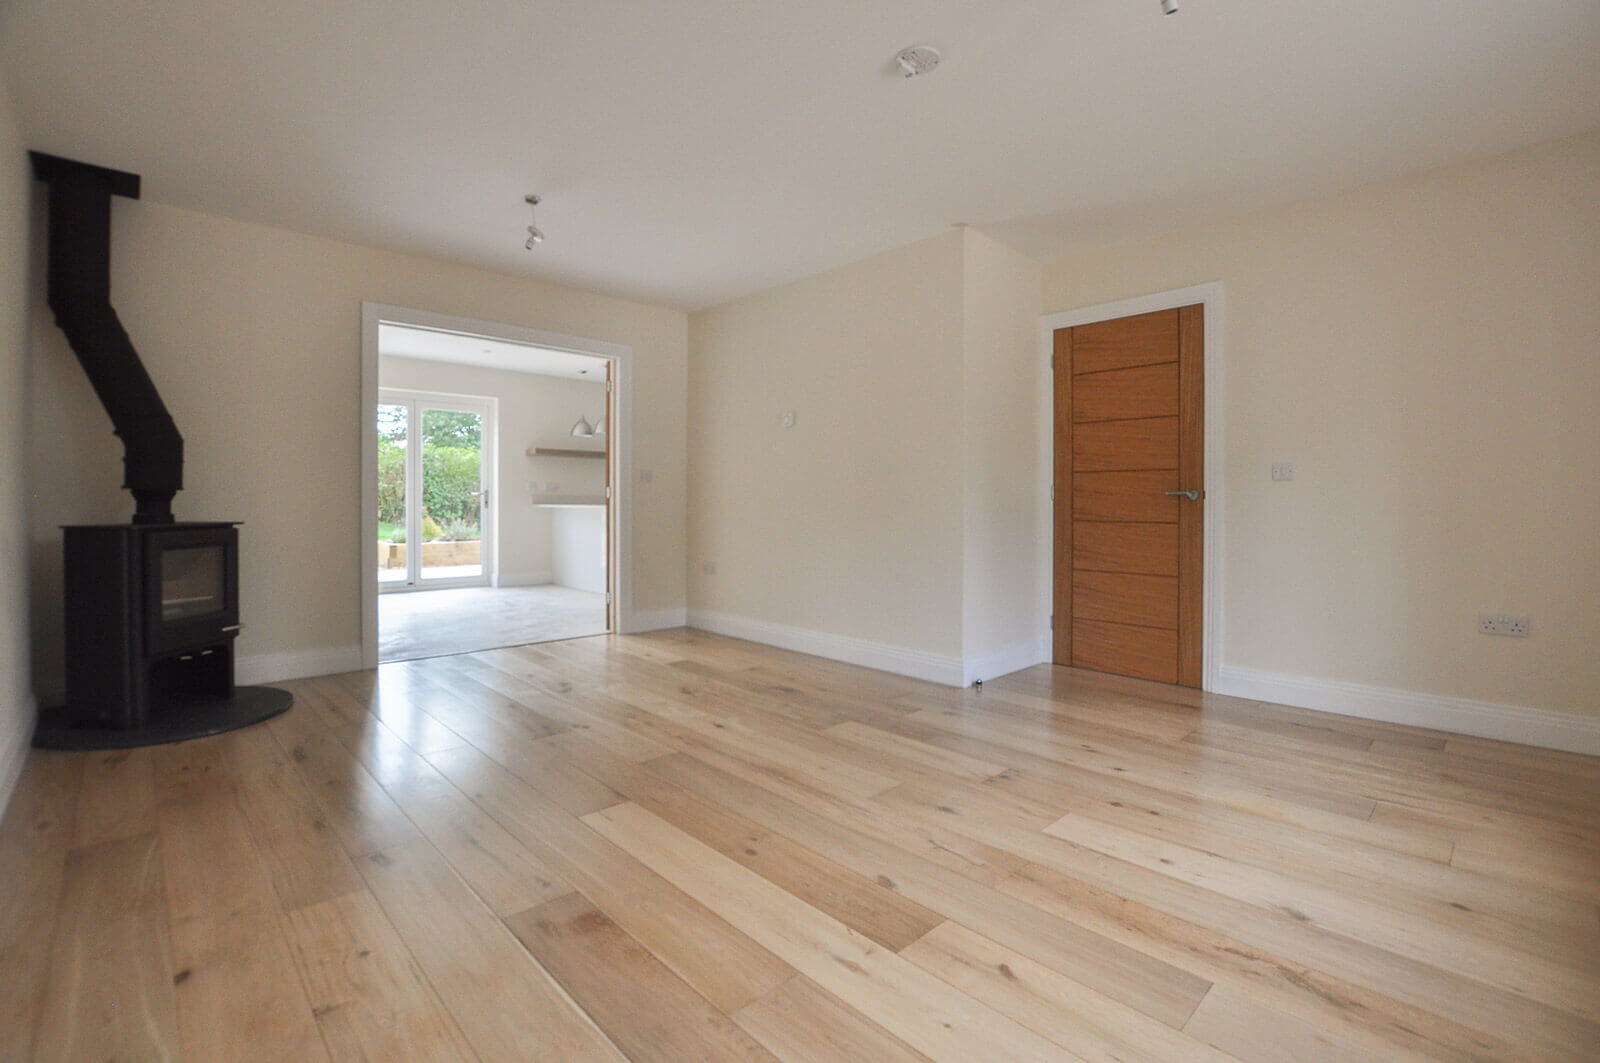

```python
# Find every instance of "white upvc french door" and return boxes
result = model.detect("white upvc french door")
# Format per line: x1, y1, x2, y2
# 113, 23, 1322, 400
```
377, 389, 494, 592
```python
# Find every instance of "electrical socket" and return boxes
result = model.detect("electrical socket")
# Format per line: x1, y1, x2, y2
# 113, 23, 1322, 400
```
1271, 462, 1295, 482
1479, 613, 1530, 637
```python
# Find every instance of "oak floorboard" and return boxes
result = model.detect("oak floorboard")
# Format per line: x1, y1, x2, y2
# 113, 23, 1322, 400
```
731, 974, 936, 1063
902, 920, 1242, 1063
1042, 811, 1600, 1014
4, 631, 1596, 1063
584, 801, 1074, 1063
263, 706, 424, 858
648, 751, 1215, 1027
157, 765, 329, 1062
226, 725, 368, 909
359, 841, 626, 1062
70, 746, 156, 848
285, 889, 478, 1063
542, 731, 947, 950
507, 891, 778, 1063
32, 833, 178, 1063
369, 748, 573, 917
0, 753, 81, 1058
999, 856, 1598, 1063
984, 758, 1455, 864
316, 671, 468, 756
427, 742, 796, 1013
879, 772, 1599, 1061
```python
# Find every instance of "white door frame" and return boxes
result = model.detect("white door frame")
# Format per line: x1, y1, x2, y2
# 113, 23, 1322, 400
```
1038, 281, 1225, 692
361, 302, 634, 670
377, 387, 496, 593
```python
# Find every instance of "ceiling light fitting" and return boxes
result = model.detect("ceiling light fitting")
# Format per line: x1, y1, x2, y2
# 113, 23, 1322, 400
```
895, 45, 941, 78
1160, 0, 1178, 14
524, 194, 544, 249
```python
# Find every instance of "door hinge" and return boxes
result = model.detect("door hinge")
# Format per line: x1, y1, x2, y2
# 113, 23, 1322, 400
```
1049, 615, 1054, 630
606, 592, 613, 605
1050, 482, 1055, 502
605, 485, 612, 500
606, 380, 613, 394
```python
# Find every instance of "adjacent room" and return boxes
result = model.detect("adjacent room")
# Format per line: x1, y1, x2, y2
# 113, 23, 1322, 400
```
376, 321, 612, 662
0, 3, 1596, 1062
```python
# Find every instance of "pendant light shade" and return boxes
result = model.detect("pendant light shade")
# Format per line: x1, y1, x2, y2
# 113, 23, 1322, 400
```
570, 416, 595, 437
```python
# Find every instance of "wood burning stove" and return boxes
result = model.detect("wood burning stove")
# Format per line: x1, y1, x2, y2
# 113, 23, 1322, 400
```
63, 522, 240, 730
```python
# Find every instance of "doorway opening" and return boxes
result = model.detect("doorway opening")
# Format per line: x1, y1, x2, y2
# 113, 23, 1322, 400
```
361, 305, 632, 668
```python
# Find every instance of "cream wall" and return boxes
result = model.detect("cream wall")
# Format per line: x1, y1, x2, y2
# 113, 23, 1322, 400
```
28, 199, 686, 694
552, 508, 608, 594
378, 355, 607, 587
687, 228, 1045, 680
688, 231, 968, 661
0, 67, 33, 804
961, 231, 1043, 672
1043, 131, 1600, 719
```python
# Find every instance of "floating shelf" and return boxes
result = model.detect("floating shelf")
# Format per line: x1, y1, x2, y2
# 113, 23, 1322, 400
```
527, 447, 606, 459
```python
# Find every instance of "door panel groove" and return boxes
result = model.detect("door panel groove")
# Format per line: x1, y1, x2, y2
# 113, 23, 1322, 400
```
1071, 360, 1177, 377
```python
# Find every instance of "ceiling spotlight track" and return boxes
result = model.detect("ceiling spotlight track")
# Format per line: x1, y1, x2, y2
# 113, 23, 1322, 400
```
524, 194, 544, 249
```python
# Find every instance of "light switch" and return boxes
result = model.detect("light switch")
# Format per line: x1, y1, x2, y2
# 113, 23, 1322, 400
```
1271, 462, 1295, 482
780, 410, 796, 428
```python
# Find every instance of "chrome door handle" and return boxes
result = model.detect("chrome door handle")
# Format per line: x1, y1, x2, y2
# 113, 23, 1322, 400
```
1165, 489, 1201, 501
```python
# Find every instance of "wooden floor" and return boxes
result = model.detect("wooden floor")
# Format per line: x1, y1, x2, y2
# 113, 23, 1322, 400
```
3, 631, 1598, 1062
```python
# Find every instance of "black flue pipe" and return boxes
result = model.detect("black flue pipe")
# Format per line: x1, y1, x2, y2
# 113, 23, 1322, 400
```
31, 152, 183, 524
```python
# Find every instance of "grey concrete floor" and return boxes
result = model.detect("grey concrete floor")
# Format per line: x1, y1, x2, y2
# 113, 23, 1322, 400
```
378, 584, 607, 663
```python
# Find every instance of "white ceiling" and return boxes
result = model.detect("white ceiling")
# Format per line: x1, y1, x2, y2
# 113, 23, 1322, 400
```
379, 323, 608, 380
3, 1, 1597, 311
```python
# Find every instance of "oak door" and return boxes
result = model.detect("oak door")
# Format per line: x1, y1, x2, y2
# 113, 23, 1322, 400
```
1052, 306, 1202, 686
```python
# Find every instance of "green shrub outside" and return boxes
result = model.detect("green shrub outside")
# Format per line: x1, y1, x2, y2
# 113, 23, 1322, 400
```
377, 436, 482, 535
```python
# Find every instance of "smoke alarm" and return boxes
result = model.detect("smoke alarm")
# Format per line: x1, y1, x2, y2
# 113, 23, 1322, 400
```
895, 45, 942, 78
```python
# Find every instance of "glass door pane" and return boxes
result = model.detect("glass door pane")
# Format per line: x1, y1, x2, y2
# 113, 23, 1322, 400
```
376, 402, 409, 587
418, 407, 484, 582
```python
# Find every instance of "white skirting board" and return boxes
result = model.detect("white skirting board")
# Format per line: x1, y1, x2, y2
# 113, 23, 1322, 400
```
688, 609, 983, 687
235, 644, 364, 686
493, 570, 555, 588
1213, 665, 1600, 756
964, 638, 1052, 688
0, 703, 33, 822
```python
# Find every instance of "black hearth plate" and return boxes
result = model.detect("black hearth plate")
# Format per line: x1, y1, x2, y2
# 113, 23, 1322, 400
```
33, 685, 294, 750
